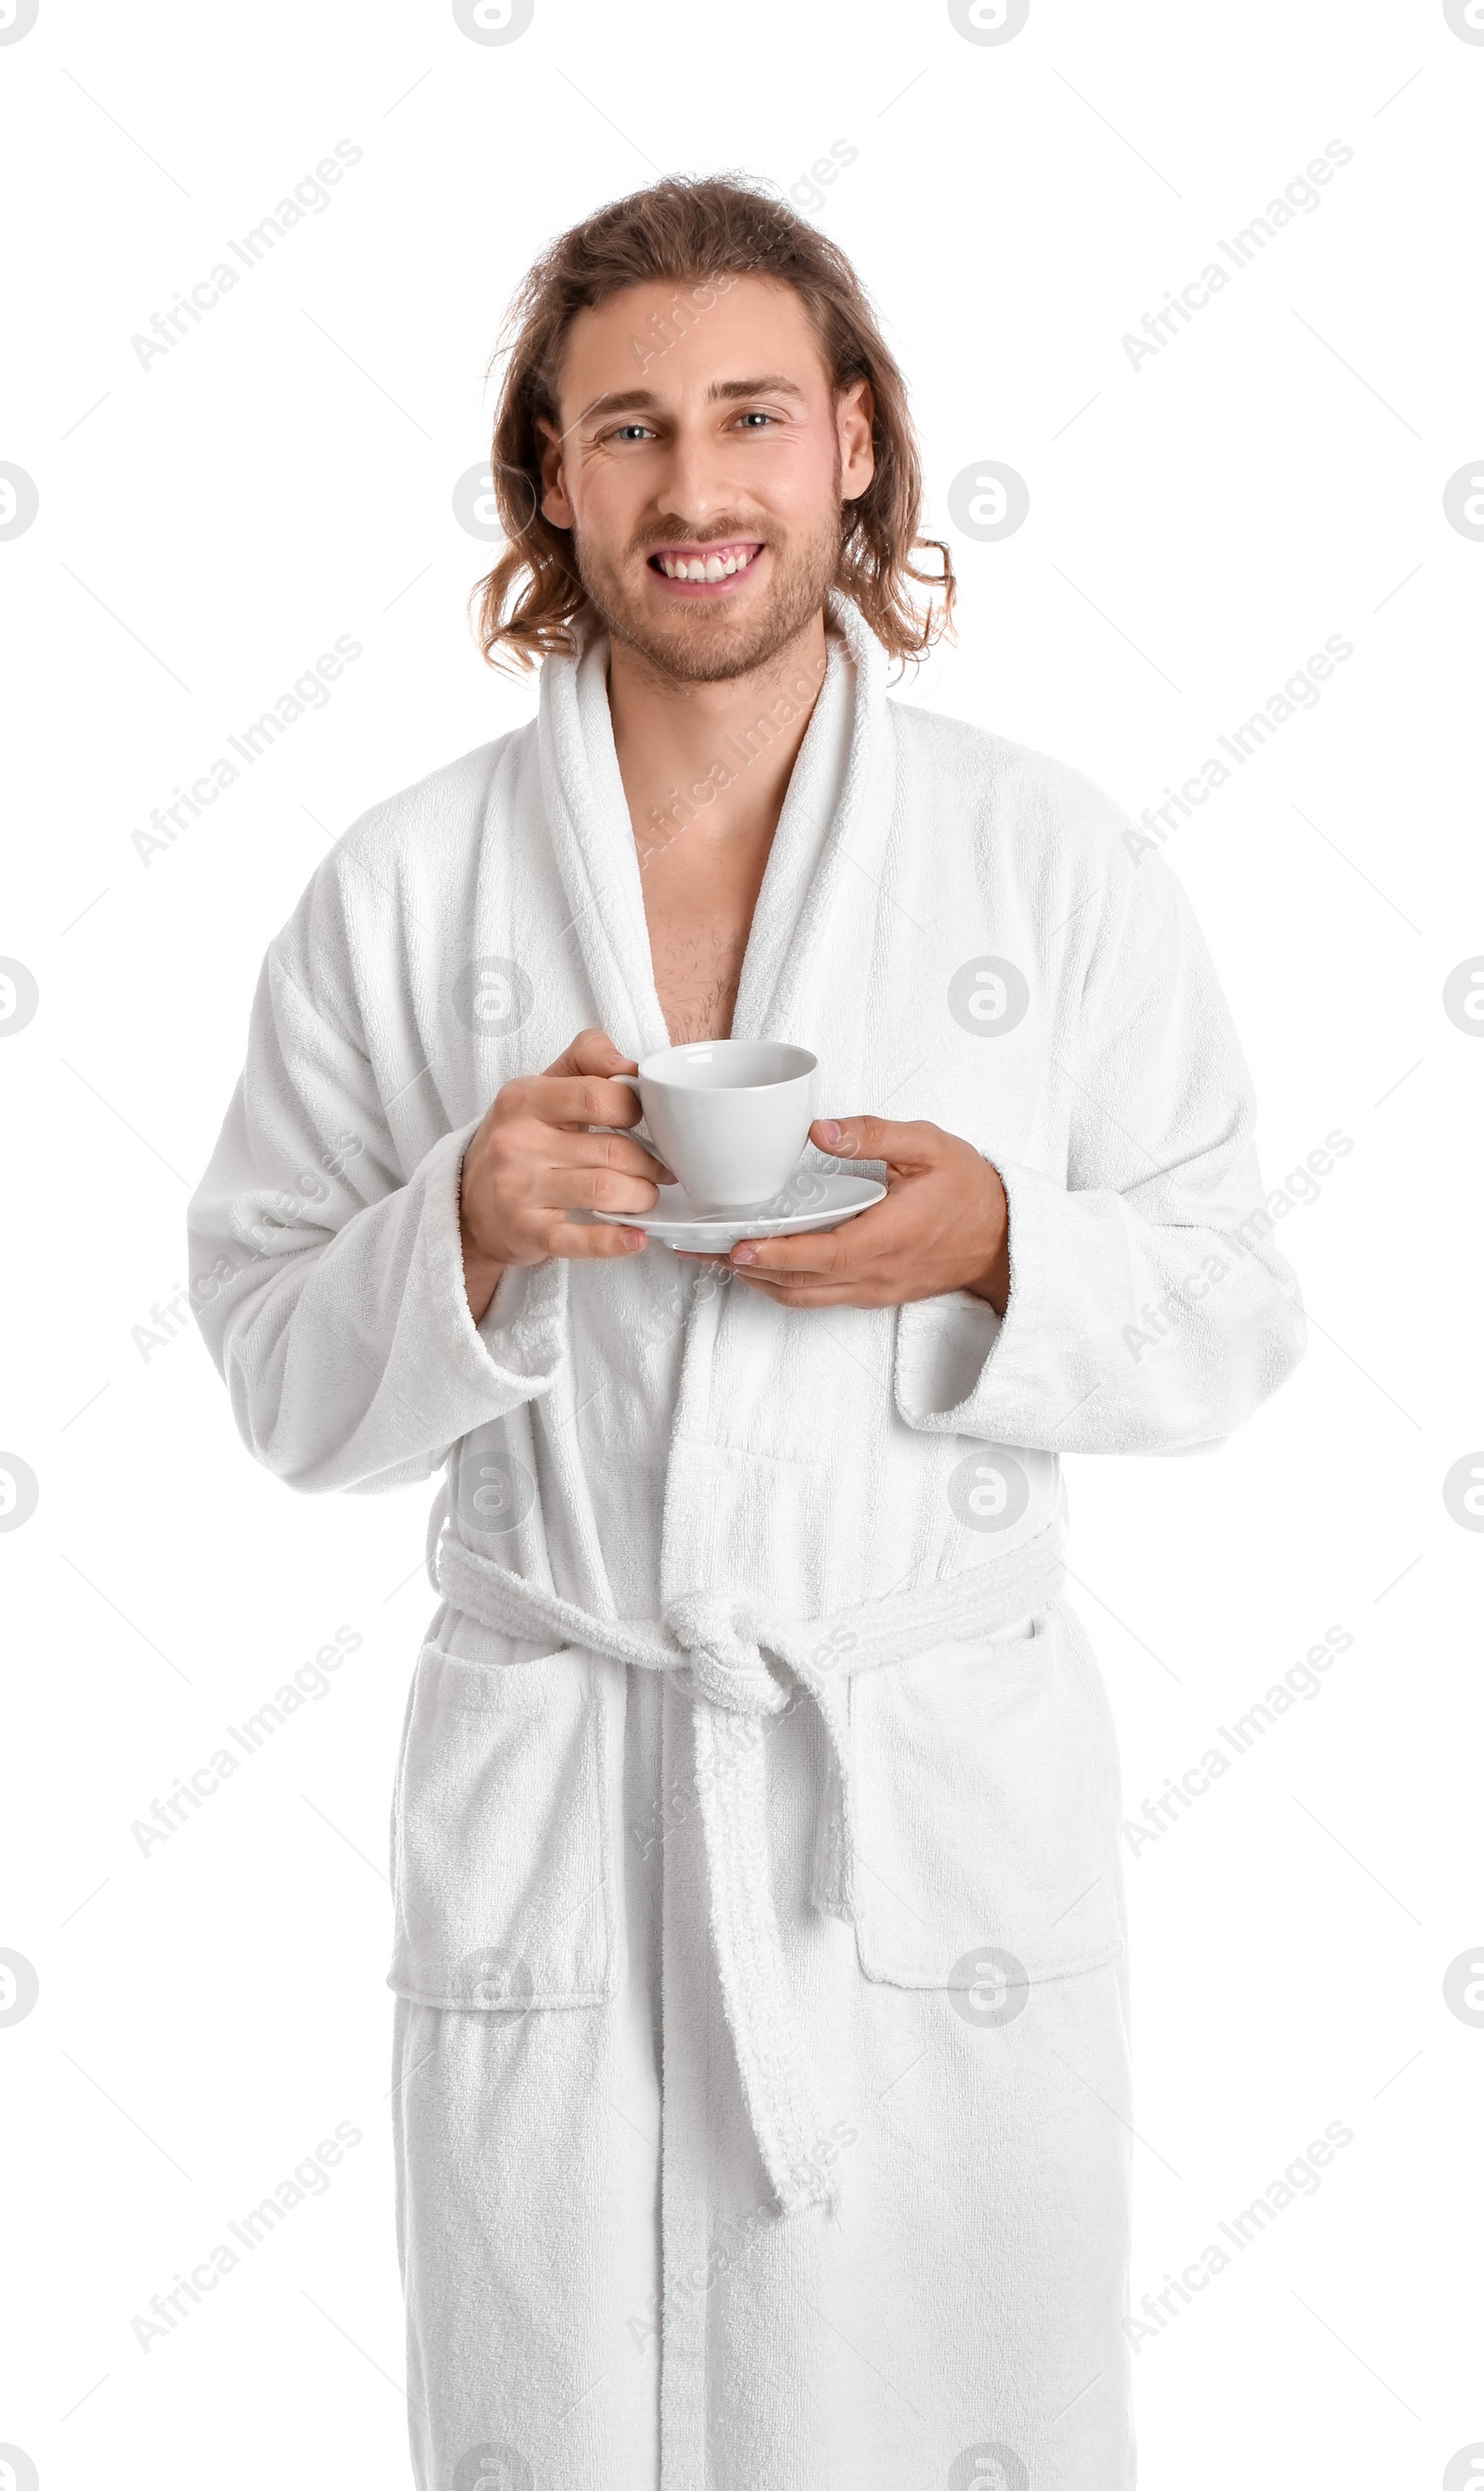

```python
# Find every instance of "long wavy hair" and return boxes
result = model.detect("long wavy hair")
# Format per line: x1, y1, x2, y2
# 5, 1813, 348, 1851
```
470, 174, 955, 677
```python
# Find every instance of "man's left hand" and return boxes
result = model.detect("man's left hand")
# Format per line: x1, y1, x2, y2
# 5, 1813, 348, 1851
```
676, 1116, 1009, 1313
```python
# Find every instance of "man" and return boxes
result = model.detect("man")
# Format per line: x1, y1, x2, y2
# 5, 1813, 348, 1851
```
188, 175, 1305, 2490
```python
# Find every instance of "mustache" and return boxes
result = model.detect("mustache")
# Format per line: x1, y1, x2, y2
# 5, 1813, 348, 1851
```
633, 525, 769, 554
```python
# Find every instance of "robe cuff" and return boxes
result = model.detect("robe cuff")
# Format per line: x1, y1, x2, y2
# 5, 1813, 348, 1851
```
433, 1120, 569, 1410
893, 1154, 1053, 1439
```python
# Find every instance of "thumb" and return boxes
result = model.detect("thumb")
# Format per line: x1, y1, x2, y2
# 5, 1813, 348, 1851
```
544, 1026, 637, 1079
811, 1113, 935, 1167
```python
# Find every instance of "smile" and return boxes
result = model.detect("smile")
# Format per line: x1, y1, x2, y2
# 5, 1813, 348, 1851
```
647, 541, 764, 592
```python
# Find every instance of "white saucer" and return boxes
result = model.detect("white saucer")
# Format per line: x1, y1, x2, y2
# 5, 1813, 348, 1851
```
591, 1171, 886, 1252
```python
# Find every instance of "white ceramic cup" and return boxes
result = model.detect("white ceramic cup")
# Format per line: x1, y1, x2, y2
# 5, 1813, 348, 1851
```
614, 1039, 818, 1214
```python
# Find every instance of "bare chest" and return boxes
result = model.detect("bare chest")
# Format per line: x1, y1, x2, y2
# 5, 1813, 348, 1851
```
639, 841, 771, 1046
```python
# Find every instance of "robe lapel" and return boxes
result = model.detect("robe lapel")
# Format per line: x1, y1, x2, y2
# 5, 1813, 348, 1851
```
729, 592, 894, 1050
535, 592, 895, 1062
535, 616, 672, 1062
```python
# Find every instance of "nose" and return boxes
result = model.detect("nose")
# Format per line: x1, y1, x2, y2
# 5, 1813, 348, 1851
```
650, 415, 736, 533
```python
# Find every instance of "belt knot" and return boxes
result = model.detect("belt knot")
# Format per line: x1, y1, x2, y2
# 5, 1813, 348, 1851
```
661, 1591, 788, 1716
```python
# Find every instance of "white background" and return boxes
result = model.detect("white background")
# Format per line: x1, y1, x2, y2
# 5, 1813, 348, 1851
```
2, 1, 1481, 2485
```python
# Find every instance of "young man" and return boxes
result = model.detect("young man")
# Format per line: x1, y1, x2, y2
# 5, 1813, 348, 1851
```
188, 176, 1305, 2491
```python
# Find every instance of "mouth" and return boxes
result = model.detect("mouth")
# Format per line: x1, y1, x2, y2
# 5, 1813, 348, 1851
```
646, 539, 765, 597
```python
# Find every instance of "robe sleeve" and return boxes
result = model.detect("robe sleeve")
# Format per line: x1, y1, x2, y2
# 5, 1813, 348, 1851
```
893, 848, 1306, 1456
186, 937, 568, 1495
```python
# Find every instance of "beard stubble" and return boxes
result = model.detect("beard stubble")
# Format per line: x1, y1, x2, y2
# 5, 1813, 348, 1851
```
569, 493, 846, 687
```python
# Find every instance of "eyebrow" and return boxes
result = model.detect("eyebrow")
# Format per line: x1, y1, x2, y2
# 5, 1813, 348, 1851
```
577, 374, 807, 424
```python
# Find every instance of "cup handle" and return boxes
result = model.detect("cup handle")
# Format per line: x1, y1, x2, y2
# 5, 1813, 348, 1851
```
609, 1073, 674, 1182
609, 1072, 655, 1149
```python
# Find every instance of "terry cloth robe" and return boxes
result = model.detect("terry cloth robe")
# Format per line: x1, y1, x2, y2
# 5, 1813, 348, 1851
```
186, 590, 1305, 2491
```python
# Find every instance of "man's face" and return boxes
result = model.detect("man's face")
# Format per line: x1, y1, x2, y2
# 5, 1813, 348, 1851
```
538, 275, 875, 683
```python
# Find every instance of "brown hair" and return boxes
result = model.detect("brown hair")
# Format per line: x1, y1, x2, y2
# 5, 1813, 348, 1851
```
469, 173, 955, 677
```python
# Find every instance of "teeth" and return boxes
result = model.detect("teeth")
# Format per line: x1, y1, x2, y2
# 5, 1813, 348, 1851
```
658, 546, 757, 579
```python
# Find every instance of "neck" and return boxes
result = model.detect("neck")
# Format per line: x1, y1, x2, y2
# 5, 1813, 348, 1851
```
607, 610, 830, 867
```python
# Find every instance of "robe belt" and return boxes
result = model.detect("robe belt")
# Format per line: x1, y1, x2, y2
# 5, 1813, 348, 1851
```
433, 1522, 1068, 2221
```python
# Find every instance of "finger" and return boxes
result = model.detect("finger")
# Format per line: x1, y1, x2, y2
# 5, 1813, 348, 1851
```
728, 1199, 907, 1275
543, 1128, 672, 1183
811, 1114, 941, 1169
729, 1270, 896, 1307
543, 1215, 648, 1260
731, 1255, 863, 1284
542, 1166, 666, 1214
542, 1027, 638, 1081
524, 1071, 649, 1135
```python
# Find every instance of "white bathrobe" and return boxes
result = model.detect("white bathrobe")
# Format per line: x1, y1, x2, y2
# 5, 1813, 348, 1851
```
187, 591, 1305, 2491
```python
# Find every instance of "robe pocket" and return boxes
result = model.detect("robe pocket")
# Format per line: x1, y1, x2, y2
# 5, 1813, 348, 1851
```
848, 1603, 1124, 1989
388, 1640, 618, 2011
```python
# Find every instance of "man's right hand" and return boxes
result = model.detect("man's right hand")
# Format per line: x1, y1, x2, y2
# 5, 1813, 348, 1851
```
457, 1027, 669, 1322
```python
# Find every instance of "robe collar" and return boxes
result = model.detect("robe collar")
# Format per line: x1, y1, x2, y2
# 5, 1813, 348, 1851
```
533, 590, 893, 1059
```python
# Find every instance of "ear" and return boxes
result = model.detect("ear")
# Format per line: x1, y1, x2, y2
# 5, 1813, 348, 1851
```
838, 378, 876, 504
536, 417, 573, 530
